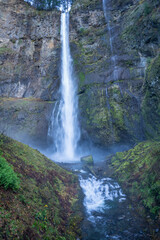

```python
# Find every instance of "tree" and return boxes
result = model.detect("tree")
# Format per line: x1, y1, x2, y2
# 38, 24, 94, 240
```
25, 0, 61, 10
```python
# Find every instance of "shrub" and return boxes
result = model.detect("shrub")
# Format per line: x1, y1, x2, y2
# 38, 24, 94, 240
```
0, 156, 20, 190
144, 3, 152, 16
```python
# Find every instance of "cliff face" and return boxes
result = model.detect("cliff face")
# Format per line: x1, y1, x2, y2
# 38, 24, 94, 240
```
0, 0, 160, 147
70, 0, 160, 146
0, 0, 60, 100
0, 0, 60, 145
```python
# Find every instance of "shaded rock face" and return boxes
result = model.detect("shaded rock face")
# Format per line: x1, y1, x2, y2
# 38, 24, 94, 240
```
0, 98, 54, 147
70, 0, 160, 146
142, 54, 160, 140
0, 0, 60, 100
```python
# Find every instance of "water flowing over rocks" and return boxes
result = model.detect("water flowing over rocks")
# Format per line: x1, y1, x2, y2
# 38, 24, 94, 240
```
0, 0, 160, 238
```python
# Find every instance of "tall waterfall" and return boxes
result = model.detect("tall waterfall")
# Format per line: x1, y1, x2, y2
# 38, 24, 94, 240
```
48, 2, 80, 162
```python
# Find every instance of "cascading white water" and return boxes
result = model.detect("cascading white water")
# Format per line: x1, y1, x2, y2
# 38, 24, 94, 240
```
79, 174, 126, 224
48, 2, 80, 162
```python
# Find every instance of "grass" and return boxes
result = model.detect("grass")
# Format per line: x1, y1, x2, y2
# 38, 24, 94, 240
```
0, 135, 82, 239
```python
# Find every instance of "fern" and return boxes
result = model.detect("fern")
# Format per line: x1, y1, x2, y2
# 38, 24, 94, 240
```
0, 156, 20, 190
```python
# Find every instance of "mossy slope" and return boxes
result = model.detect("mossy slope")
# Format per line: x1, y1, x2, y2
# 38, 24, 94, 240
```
111, 141, 160, 219
0, 135, 82, 240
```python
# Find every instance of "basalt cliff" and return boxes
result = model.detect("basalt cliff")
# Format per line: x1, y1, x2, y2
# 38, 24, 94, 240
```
0, 0, 160, 148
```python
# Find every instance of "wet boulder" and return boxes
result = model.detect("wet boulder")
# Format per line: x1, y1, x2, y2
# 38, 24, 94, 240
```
81, 155, 94, 166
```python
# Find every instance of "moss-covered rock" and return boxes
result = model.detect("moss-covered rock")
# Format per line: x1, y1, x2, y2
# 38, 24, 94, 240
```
81, 155, 94, 166
70, 0, 157, 147
0, 134, 82, 240
120, 0, 160, 55
79, 82, 144, 146
142, 54, 160, 140
110, 141, 160, 219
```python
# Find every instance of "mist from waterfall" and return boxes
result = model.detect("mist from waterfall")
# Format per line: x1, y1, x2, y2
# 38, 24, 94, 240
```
48, 1, 80, 162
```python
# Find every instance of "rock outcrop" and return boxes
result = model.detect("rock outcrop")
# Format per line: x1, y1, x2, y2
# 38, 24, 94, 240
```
0, 98, 53, 147
0, 0, 60, 100
110, 140, 160, 237
0, 0, 60, 144
70, 0, 160, 146
0, 0, 160, 148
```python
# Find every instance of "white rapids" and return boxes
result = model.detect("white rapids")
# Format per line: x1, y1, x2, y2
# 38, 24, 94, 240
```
80, 174, 126, 221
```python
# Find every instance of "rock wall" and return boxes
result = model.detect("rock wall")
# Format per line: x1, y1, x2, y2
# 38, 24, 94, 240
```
70, 0, 160, 146
0, 0, 60, 100
0, 0, 160, 147
0, 0, 59, 145
0, 98, 54, 147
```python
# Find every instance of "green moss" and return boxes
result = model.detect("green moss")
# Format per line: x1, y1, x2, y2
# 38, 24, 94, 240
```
121, 0, 159, 50
143, 2, 153, 16
142, 54, 160, 140
81, 155, 94, 166
111, 141, 160, 217
0, 135, 82, 239
78, 28, 90, 36
0, 47, 13, 55
78, 72, 85, 86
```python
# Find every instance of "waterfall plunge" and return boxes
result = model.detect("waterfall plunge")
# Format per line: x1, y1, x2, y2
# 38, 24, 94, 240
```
48, 5, 80, 162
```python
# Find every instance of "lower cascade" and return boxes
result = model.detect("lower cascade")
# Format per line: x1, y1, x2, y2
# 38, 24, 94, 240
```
48, 1, 80, 162
80, 175, 126, 217
78, 172, 150, 240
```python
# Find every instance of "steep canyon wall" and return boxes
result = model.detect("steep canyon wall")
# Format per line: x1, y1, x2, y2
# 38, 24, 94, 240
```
0, 0, 159, 147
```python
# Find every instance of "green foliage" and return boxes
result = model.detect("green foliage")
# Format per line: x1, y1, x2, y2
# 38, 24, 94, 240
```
142, 54, 160, 140
0, 156, 20, 190
0, 47, 12, 55
111, 141, 160, 217
78, 72, 85, 85
143, 2, 152, 16
79, 28, 90, 36
0, 135, 81, 239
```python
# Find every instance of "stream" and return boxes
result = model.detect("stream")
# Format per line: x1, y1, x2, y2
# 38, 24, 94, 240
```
59, 160, 151, 240
47, 0, 151, 239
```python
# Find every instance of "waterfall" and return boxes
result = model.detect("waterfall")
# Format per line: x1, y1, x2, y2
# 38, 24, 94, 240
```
103, 0, 118, 81
103, 0, 119, 143
48, 2, 80, 162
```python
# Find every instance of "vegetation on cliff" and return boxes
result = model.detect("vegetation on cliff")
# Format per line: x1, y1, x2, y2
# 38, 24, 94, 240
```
71, 0, 160, 146
142, 54, 160, 140
110, 141, 160, 219
0, 135, 82, 240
